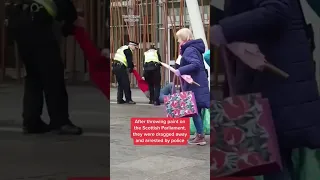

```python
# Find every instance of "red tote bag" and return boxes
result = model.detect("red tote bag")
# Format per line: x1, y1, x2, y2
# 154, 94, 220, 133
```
211, 47, 283, 177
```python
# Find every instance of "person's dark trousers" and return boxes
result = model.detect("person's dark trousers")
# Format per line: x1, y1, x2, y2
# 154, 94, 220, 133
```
8, 1, 82, 135
112, 64, 132, 102
17, 38, 71, 130
145, 68, 161, 105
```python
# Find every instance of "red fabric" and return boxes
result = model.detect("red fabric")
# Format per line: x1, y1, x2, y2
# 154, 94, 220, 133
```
132, 69, 149, 92
73, 26, 110, 99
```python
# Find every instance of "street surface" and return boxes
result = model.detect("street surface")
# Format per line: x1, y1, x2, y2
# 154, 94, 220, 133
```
0, 85, 210, 180
110, 88, 210, 180
0, 84, 110, 180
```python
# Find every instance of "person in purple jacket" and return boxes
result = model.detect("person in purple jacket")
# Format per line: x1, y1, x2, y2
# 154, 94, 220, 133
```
211, 0, 320, 179
174, 28, 210, 145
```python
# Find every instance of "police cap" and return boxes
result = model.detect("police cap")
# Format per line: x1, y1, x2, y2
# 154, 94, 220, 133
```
128, 41, 139, 46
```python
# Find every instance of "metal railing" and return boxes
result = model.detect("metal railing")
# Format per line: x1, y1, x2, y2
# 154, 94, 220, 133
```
110, 0, 210, 87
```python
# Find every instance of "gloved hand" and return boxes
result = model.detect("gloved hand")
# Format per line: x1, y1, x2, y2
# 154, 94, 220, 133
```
55, 0, 77, 37
174, 69, 181, 77
128, 68, 133, 73
61, 23, 75, 37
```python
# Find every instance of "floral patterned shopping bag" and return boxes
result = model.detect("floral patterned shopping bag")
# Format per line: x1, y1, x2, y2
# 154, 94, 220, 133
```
211, 94, 282, 177
164, 76, 198, 118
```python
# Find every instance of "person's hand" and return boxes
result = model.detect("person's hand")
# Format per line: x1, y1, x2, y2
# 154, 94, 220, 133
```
142, 77, 145, 80
74, 17, 85, 27
174, 69, 181, 77
211, 25, 227, 46
227, 42, 266, 70
61, 23, 75, 37
101, 48, 110, 57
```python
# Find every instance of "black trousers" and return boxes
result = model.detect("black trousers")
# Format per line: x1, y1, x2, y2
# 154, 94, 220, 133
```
144, 68, 161, 102
13, 24, 70, 129
112, 64, 132, 102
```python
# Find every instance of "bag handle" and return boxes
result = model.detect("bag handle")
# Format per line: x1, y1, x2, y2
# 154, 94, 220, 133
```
171, 75, 184, 93
220, 46, 236, 96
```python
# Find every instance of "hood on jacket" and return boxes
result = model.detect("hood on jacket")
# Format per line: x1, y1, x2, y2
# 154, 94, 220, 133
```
181, 39, 206, 54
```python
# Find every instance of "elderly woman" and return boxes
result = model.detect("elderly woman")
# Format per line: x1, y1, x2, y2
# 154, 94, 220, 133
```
211, 0, 320, 179
174, 28, 210, 145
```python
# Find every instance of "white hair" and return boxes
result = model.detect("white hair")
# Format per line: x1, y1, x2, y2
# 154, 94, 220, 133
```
176, 28, 194, 41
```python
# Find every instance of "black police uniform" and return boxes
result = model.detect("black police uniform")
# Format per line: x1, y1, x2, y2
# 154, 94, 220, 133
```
112, 42, 136, 104
7, 0, 82, 134
143, 47, 162, 105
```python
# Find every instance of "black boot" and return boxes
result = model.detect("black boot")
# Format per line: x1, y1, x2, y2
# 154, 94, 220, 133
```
117, 99, 126, 104
149, 100, 154, 104
51, 123, 83, 135
126, 100, 136, 104
154, 100, 160, 106
23, 119, 50, 134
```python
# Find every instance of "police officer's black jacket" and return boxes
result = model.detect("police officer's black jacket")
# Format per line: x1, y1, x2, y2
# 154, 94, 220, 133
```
123, 49, 134, 70
6, 0, 77, 37
54, 0, 78, 36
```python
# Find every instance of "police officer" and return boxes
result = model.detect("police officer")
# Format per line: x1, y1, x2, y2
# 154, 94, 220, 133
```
143, 45, 162, 106
112, 41, 138, 104
7, 0, 82, 134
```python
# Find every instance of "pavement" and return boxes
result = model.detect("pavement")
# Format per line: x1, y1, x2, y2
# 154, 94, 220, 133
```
110, 88, 210, 180
0, 84, 110, 180
0, 85, 210, 180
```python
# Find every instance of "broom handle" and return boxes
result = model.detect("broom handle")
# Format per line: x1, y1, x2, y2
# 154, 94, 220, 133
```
264, 63, 289, 79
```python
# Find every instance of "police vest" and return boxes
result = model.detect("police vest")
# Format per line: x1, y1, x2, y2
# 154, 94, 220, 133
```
33, 0, 57, 18
144, 50, 159, 63
114, 45, 131, 67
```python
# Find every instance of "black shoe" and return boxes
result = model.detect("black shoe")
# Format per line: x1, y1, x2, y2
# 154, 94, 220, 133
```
154, 101, 160, 106
117, 99, 126, 104
149, 100, 154, 104
23, 120, 50, 134
51, 124, 83, 135
126, 100, 136, 104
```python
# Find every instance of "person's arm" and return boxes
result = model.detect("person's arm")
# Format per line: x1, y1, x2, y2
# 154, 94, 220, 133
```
175, 63, 180, 69
55, 0, 78, 36
177, 48, 202, 75
124, 49, 134, 70
157, 51, 162, 62
215, 0, 290, 44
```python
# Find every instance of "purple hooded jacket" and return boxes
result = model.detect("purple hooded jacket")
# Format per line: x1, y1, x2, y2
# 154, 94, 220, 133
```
213, 0, 320, 149
178, 39, 210, 109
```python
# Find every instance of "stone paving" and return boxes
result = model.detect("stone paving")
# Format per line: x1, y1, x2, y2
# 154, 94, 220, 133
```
0, 85, 210, 180
0, 84, 109, 180
110, 88, 210, 180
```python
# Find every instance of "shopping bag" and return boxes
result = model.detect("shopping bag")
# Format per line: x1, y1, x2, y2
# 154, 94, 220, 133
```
164, 76, 198, 118
291, 148, 320, 180
202, 108, 210, 134
211, 94, 282, 177
190, 108, 210, 135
